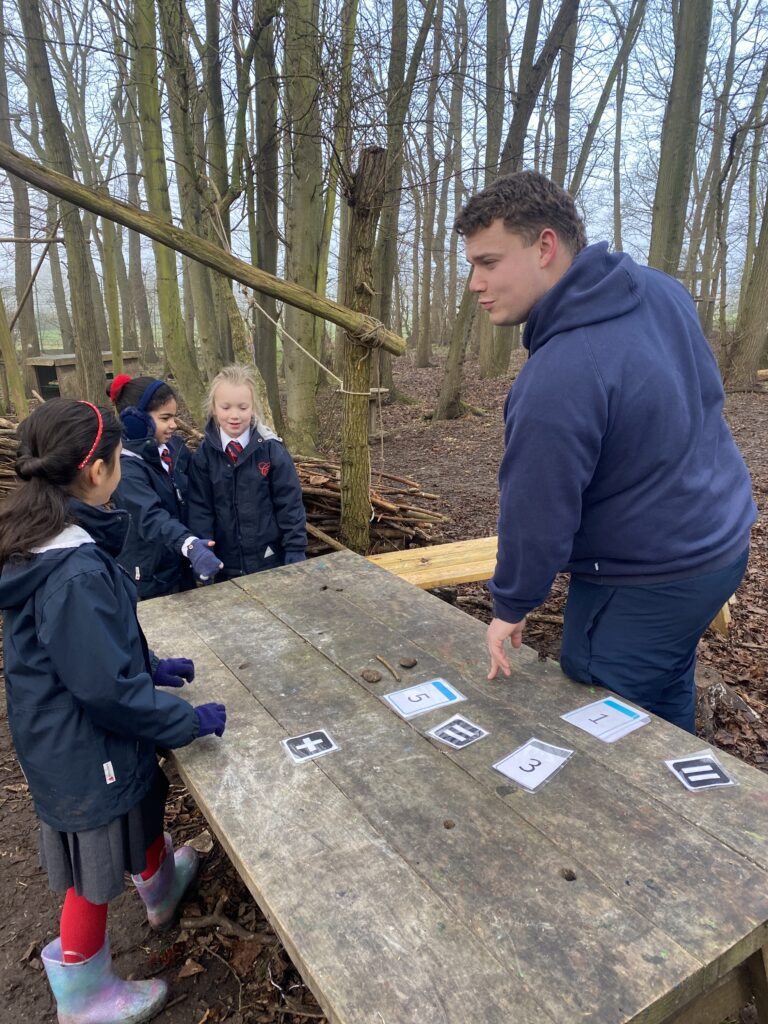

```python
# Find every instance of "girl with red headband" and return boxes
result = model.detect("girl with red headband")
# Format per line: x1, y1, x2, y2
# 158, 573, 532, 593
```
0, 399, 226, 1023
109, 374, 222, 598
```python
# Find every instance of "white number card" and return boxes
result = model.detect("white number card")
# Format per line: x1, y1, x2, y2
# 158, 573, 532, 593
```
493, 738, 574, 792
383, 678, 466, 719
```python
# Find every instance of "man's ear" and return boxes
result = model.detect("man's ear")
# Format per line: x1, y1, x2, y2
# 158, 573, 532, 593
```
538, 228, 560, 268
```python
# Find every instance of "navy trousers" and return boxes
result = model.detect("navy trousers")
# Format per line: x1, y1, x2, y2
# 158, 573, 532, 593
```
559, 549, 749, 734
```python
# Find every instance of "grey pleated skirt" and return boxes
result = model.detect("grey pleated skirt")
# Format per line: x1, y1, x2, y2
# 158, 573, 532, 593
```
38, 767, 169, 905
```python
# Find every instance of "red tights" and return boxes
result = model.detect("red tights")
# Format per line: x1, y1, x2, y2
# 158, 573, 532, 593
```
60, 833, 167, 963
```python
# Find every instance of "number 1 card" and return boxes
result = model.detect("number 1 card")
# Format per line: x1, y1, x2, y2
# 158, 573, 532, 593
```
383, 678, 466, 719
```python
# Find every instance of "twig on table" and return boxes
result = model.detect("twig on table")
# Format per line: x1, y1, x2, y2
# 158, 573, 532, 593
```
375, 655, 401, 681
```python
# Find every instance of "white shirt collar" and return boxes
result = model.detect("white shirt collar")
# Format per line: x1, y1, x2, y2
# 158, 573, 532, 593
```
220, 427, 250, 449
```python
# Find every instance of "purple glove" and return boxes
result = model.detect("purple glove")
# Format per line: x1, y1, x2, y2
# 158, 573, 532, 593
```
283, 551, 306, 565
153, 657, 195, 688
194, 703, 227, 738
187, 539, 223, 581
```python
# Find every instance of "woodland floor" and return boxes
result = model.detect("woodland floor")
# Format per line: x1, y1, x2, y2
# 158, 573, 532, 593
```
0, 353, 766, 1023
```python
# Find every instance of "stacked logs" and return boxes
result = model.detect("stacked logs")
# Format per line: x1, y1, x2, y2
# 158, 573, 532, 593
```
296, 457, 448, 554
0, 420, 447, 553
0, 425, 19, 500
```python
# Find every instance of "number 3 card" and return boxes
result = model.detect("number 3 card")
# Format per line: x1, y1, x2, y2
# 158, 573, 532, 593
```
493, 738, 574, 792
383, 678, 466, 719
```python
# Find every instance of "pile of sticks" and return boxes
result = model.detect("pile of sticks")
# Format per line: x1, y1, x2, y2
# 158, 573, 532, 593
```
0, 425, 19, 500
0, 420, 448, 553
296, 457, 448, 554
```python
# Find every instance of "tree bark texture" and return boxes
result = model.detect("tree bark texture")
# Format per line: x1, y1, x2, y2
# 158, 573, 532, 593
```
134, 0, 204, 420
18, 0, 104, 402
340, 146, 387, 553
648, 0, 713, 275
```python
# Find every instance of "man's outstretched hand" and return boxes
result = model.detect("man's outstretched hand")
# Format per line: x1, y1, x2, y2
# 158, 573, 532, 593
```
486, 616, 526, 679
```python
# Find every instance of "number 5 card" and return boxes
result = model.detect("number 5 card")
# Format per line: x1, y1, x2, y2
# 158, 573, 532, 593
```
383, 678, 466, 719
493, 738, 574, 792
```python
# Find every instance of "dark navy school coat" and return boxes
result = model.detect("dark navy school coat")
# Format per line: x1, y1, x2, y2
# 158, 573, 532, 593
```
187, 420, 307, 578
0, 500, 199, 832
114, 434, 194, 600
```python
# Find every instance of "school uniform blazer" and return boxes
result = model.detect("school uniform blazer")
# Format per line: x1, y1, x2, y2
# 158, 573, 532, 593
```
0, 500, 199, 832
114, 434, 194, 599
187, 419, 307, 578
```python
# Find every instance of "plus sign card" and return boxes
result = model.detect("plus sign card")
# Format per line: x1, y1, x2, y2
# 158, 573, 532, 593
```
282, 729, 339, 764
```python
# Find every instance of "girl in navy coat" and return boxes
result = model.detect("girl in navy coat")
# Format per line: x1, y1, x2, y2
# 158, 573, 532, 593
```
0, 400, 226, 1024
187, 364, 307, 580
110, 375, 222, 598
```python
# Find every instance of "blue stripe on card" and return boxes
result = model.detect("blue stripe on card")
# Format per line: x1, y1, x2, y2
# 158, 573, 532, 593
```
433, 680, 458, 701
603, 699, 640, 719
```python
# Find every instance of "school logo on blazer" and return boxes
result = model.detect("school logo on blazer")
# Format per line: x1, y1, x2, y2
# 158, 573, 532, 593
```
258, 461, 271, 477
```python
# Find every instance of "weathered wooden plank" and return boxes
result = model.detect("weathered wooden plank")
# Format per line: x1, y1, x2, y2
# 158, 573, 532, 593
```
323, 552, 768, 870
158, 580, 726, 1024
142, 587, 548, 1024
232, 560, 768, 993
664, 965, 753, 1024
367, 536, 497, 588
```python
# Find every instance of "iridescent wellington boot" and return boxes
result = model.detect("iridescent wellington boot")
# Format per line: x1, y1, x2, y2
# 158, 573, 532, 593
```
42, 936, 167, 1024
131, 832, 199, 931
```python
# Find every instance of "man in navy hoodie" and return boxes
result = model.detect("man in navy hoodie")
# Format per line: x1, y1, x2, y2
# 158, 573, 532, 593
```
456, 171, 755, 733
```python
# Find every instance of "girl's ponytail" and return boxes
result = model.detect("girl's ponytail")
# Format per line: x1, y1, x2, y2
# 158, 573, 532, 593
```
0, 400, 121, 566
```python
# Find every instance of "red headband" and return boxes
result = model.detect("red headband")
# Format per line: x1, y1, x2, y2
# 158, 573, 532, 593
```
77, 401, 104, 470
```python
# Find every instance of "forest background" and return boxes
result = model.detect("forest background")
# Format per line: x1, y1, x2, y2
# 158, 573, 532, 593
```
0, 0, 766, 452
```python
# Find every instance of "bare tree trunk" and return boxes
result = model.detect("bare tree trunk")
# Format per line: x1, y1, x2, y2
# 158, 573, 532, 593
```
739, 57, 768, 317
446, 0, 467, 328
0, 288, 28, 417
0, 0, 40, 378
372, 0, 438, 345
250, 10, 282, 430
18, 0, 104, 400
100, 213, 124, 372
340, 147, 387, 552
120, 74, 157, 363
133, 0, 203, 420
612, 62, 627, 251
46, 195, 75, 353
433, 284, 476, 420
158, 0, 223, 376
114, 224, 138, 354
551, 15, 577, 187
648, 0, 713, 275
721, 181, 768, 389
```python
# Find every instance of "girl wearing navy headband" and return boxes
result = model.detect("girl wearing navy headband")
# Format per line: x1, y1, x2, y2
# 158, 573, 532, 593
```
0, 399, 226, 1022
109, 375, 222, 599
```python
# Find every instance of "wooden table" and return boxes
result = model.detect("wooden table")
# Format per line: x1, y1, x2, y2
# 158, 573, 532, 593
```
141, 551, 768, 1024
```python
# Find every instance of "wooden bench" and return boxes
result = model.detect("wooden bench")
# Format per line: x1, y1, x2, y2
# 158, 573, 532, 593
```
142, 551, 768, 1024
368, 536, 732, 632
367, 535, 498, 588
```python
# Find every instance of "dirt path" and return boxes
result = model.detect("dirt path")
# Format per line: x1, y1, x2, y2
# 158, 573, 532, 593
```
1, 357, 765, 1023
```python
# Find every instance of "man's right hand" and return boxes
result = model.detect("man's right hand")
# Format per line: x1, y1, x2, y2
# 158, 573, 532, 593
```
487, 616, 526, 679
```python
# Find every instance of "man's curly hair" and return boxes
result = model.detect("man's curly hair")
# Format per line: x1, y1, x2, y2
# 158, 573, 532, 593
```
455, 171, 587, 255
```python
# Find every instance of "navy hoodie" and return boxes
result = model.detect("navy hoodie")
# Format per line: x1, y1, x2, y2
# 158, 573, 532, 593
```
0, 500, 198, 831
490, 242, 756, 623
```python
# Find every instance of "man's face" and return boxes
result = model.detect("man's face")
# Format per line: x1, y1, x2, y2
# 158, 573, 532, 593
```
465, 220, 551, 327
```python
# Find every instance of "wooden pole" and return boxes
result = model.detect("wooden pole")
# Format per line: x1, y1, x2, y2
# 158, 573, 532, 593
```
340, 145, 387, 553
0, 142, 407, 358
